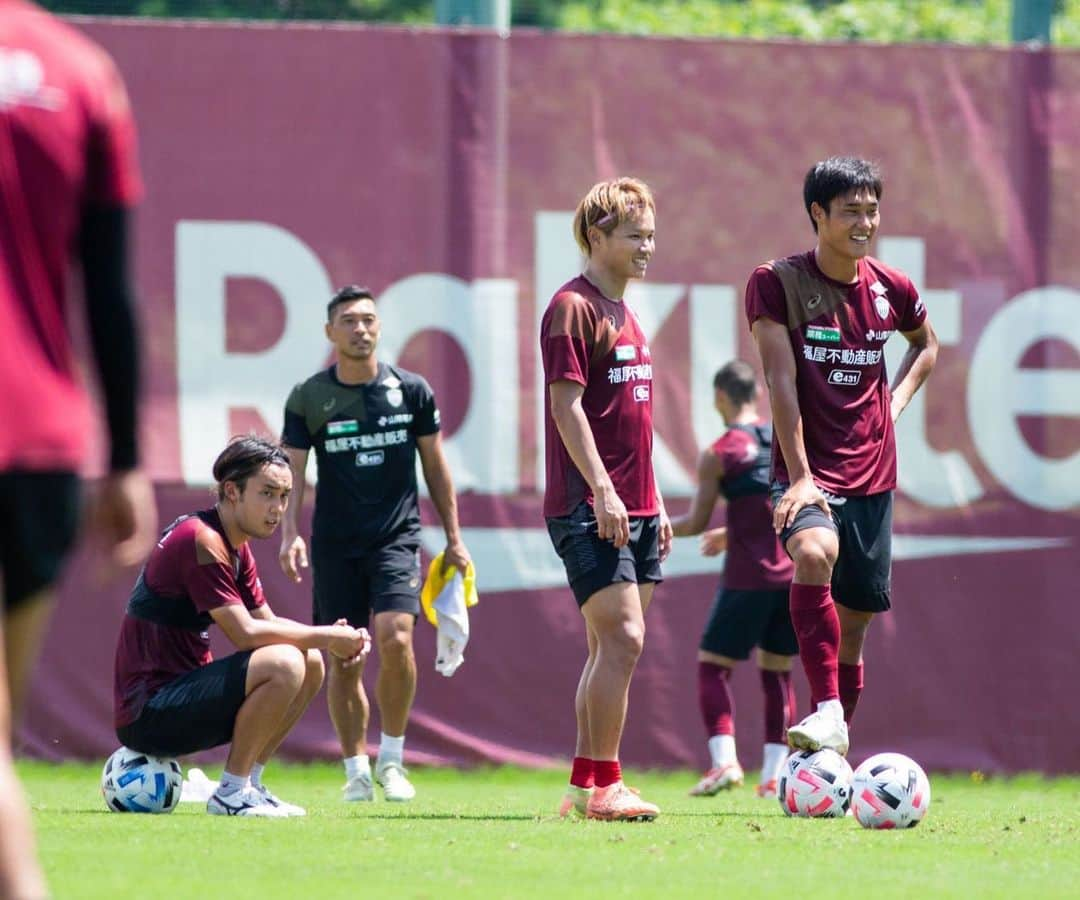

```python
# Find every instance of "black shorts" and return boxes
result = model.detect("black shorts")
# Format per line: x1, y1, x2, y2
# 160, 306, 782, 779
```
771, 483, 892, 613
312, 533, 422, 628
117, 652, 252, 757
700, 588, 798, 659
546, 500, 663, 607
0, 471, 81, 610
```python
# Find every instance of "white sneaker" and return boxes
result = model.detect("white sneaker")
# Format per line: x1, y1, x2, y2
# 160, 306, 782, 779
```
786, 709, 849, 756
253, 783, 306, 816
207, 786, 289, 817
375, 760, 416, 802
343, 772, 375, 802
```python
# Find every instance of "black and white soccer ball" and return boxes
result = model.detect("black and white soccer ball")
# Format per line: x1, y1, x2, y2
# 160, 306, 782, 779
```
851, 752, 931, 829
778, 748, 853, 818
101, 746, 182, 813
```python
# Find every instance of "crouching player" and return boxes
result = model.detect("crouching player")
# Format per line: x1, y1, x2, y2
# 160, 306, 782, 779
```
113, 437, 370, 817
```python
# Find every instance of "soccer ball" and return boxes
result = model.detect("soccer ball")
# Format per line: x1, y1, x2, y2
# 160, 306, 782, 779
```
777, 749, 853, 818
851, 752, 931, 829
101, 746, 183, 813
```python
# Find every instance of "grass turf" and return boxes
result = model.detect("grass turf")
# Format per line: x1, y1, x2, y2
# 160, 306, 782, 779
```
26, 761, 1080, 899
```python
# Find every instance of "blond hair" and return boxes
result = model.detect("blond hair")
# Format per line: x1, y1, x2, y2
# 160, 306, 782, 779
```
572, 177, 655, 256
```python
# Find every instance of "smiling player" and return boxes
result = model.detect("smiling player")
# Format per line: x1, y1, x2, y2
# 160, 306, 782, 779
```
745, 157, 938, 756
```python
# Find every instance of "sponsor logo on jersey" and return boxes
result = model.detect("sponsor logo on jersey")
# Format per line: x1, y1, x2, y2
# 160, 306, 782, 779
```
614, 345, 637, 362
327, 419, 359, 436
377, 413, 414, 427
355, 450, 385, 467
806, 325, 841, 343
827, 369, 862, 386
865, 329, 893, 342
633, 385, 650, 402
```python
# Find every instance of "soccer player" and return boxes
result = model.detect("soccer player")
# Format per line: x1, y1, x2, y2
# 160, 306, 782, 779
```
1, 2, 158, 894
542, 177, 671, 822
113, 437, 371, 818
279, 285, 471, 803
670, 360, 797, 799
746, 157, 938, 756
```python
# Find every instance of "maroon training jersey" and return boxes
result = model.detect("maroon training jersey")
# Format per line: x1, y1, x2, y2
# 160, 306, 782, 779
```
113, 509, 266, 728
0, 1, 141, 471
745, 252, 926, 496
713, 425, 794, 590
541, 275, 658, 518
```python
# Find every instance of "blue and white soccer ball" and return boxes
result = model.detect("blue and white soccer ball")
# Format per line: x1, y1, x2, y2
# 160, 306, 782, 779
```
778, 748, 853, 818
851, 752, 931, 829
101, 746, 183, 813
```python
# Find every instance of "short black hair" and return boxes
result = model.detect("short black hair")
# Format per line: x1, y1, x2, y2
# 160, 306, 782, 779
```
327, 284, 375, 322
713, 359, 758, 406
212, 436, 290, 500
803, 157, 883, 233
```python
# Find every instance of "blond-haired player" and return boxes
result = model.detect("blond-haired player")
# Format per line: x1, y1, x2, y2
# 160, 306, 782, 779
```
540, 178, 671, 821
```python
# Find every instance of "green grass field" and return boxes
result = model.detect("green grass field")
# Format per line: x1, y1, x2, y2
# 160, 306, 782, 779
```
27, 762, 1080, 899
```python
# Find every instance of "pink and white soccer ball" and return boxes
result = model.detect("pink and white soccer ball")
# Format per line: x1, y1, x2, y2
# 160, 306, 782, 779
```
851, 752, 931, 829
777, 749, 853, 818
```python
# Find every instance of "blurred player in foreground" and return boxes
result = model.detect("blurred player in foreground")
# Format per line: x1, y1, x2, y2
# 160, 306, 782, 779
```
280, 285, 470, 803
746, 156, 937, 756
113, 437, 370, 818
1, 1, 157, 893
671, 360, 797, 799
541, 178, 671, 822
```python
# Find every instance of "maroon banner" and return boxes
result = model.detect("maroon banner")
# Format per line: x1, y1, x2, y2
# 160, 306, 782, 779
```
22, 20, 1080, 774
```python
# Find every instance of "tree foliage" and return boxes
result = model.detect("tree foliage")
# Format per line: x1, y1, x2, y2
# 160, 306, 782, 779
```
40, 0, 1080, 47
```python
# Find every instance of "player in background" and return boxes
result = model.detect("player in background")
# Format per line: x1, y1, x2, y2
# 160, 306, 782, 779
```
670, 360, 797, 799
1, 2, 158, 893
746, 157, 938, 756
113, 437, 370, 818
279, 285, 471, 803
542, 178, 671, 822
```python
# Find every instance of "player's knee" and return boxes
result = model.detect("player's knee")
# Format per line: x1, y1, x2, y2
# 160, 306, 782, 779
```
377, 627, 414, 663
258, 644, 307, 692
603, 619, 645, 665
791, 539, 835, 580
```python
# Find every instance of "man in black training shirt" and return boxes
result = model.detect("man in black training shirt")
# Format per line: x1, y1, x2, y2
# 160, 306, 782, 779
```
280, 285, 471, 802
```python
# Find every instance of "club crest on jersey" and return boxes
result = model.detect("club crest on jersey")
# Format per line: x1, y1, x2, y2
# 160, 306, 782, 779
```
870, 281, 890, 319
806, 325, 841, 343
614, 345, 637, 362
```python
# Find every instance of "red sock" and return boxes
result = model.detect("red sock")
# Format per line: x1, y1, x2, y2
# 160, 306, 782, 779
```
789, 583, 840, 705
698, 661, 734, 737
838, 661, 864, 725
760, 669, 795, 744
593, 760, 622, 788
570, 756, 594, 789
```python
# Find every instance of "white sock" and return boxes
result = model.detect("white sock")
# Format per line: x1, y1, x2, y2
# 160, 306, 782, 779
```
217, 770, 247, 797
761, 743, 788, 783
707, 734, 737, 769
344, 755, 370, 781
250, 762, 265, 788
816, 698, 844, 720
378, 732, 405, 766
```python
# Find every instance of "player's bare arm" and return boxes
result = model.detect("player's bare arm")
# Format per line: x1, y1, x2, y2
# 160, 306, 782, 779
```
670, 448, 724, 537
655, 488, 673, 562
888, 319, 939, 423
278, 446, 310, 582
751, 317, 829, 532
417, 432, 472, 574
211, 603, 370, 662
548, 379, 630, 548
